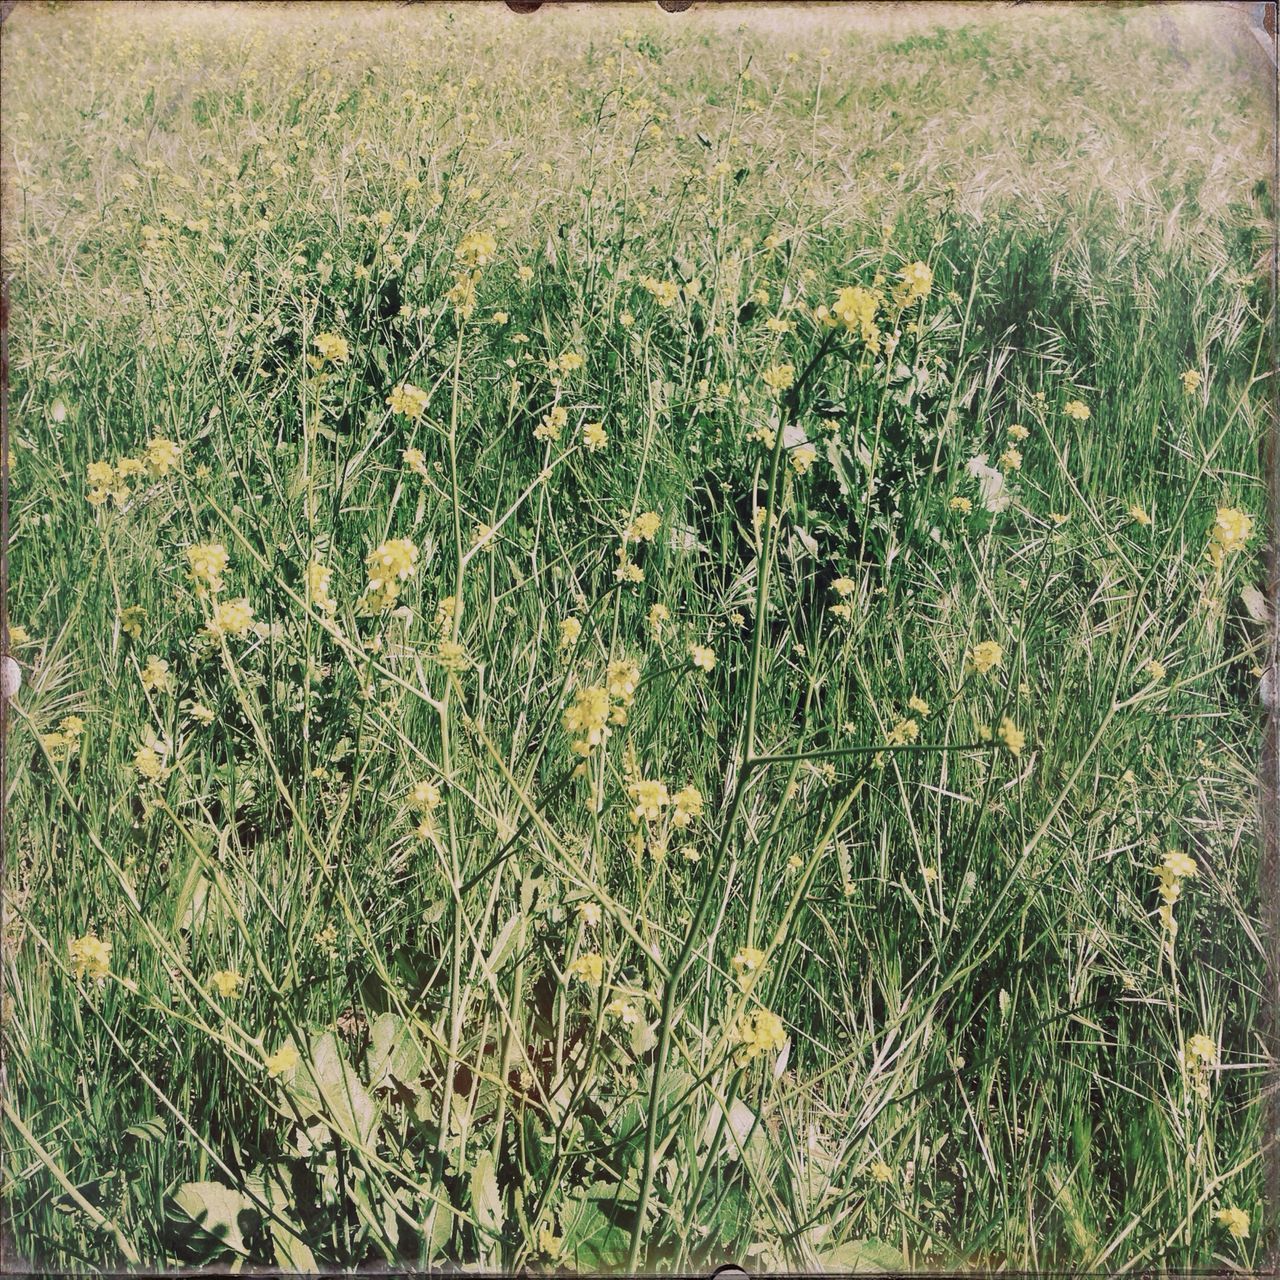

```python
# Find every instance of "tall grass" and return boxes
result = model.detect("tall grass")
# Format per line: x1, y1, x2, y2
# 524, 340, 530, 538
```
1, 2, 1273, 1272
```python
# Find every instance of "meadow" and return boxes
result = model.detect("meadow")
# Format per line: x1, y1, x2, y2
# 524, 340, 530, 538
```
0, 1, 1275, 1272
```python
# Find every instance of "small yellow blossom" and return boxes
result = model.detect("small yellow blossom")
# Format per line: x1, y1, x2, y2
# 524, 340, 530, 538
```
690, 645, 715, 672
949, 496, 972, 514
762, 363, 795, 393
387, 382, 429, 420
969, 641, 1004, 674
145, 437, 181, 477
582, 421, 607, 451
1145, 659, 1167, 682
734, 1007, 786, 1062
1129, 505, 1152, 528
731, 946, 766, 987
265, 1044, 299, 1077
628, 778, 670, 822
1214, 1207, 1249, 1240
313, 332, 349, 364
69, 933, 112, 981
1062, 400, 1090, 421
206, 597, 255, 639
1180, 369, 1202, 395
567, 953, 604, 985
134, 745, 165, 781
186, 543, 230, 595
210, 969, 243, 999
559, 617, 582, 648
869, 1160, 894, 1184
140, 656, 172, 693
997, 716, 1025, 756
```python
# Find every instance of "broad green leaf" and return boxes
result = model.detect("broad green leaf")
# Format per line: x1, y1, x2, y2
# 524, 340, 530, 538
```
818, 1238, 905, 1272
470, 1150, 502, 1239
286, 1031, 378, 1148
172, 1181, 254, 1258
367, 1013, 425, 1091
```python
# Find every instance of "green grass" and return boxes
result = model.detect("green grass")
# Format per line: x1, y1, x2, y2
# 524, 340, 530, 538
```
1, 1, 1273, 1272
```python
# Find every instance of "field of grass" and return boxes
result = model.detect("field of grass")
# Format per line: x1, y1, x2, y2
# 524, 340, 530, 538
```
1, 1, 1275, 1272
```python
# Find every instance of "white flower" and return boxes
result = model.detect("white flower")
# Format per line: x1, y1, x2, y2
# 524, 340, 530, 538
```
966, 454, 1009, 513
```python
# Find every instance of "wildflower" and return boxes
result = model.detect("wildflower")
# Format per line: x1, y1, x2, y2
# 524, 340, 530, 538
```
313, 332, 349, 364
1214, 1207, 1249, 1240
690, 645, 715, 672
999, 447, 1022, 472
1145, 659, 1167, 682
646, 603, 670, 635
605, 997, 641, 1025
577, 902, 602, 928
535, 405, 568, 443
387, 382, 429, 420
1163, 850, 1198, 880
1180, 369, 1202, 395
626, 511, 661, 542
364, 538, 418, 610
403, 447, 428, 477
559, 617, 582, 648
672, 785, 703, 828
830, 285, 880, 343
87, 459, 115, 494
1048, 512, 1069, 525
557, 351, 585, 373
731, 946, 766, 987
210, 969, 243, 999
60, 715, 85, 740
435, 640, 470, 672
410, 780, 442, 812
969, 641, 1004, 674
789, 444, 817, 475
762, 363, 795, 393
734, 1007, 786, 1062
189, 702, 216, 726
140, 656, 172, 693
307, 561, 336, 614
897, 260, 933, 303
869, 1160, 894, 1184
997, 716, 1025, 756
1007, 423, 1030, 440
517, 265, 534, 283
923, 866, 938, 884
265, 1044, 299, 1077
134, 745, 165, 781
455, 229, 497, 268
887, 717, 919, 746
206, 597, 255, 638
1062, 400, 1091, 421
607, 660, 640, 707
629, 779, 670, 822
950, 496, 972, 514
582, 421, 607, 451
564, 686, 610, 755
908, 695, 930, 717
69, 933, 112, 981
1186, 1033, 1216, 1065
1208, 507, 1253, 564
567, 953, 604, 985
186, 543, 230, 595
1129, 505, 1152, 528
145, 437, 181, 477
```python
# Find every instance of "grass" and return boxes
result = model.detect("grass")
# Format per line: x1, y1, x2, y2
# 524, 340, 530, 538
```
0, 1, 1274, 1272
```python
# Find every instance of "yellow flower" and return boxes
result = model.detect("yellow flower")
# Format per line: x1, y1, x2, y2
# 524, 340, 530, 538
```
869, 1160, 894, 1184
887, 717, 919, 746
1162, 850, 1198, 880
734, 1007, 786, 1062
564, 685, 611, 755
607, 660, 640, 707
455, 229, 497, 268
898, 260, 933, 303
625, 511, 661, 542
210, 969, 243, 999
87, 459, 116, 490
410, 780, 442, 812
557, 351, 585, 373
577, 902, 602, 928
402, 447, 428, 477
646, 603, 670, 635
789, 444, 817, 476
582, 421, 607, 452
1007, 423, 1030, 441
313, 332, 349, 364
908, 695, 929, 717
1062, 400, 1091, 421
949, 496, 972, 513
134, 745, 165, 781
672, 785, 703, 828
567, 953, 604, 985
997, 716, 1025, 756
140, 656, 172, 693
144, 437, 181, 477
186, 543, 230, 595
69, 933, 112, 980
1048, 512, 1069, 525
60, 715, 85, 740
969, 641, 1004, 674
559, 617, 582, 648
364, 539, 418, 609
1129, 505, 1152, 528
265, 1044, 299, 1077
690, 644, 715, 672
605, 997, 641, 1025
628, 778, 670, 823
731, 946, 765, 987
832, 577, 856, 598
830, 285, 880, 343
206, 597, 255, 639
762, 363, 795, 393
307, 561, 336, 614
1180, 369, 1202, 395
999, 447, 1022, 472
1145, 659, 1167, 682
1214, 1207, 1249, 1240
435, 640, 470, 672
387, 382, 429, 420
189, 702, 216, 726
1208, 506, 1253, 563
1186, 1033, 1216, 1065
535, 405, 568, 443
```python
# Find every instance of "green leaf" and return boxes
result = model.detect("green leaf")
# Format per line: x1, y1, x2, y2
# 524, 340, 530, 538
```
172, 1181, 255, 1258
818, 1238, 905, 1273
367, 1013, 425, 1091
470, 1150, 503, 1239
286, 1031, 378, 1148
559, 1189, 631, 1271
